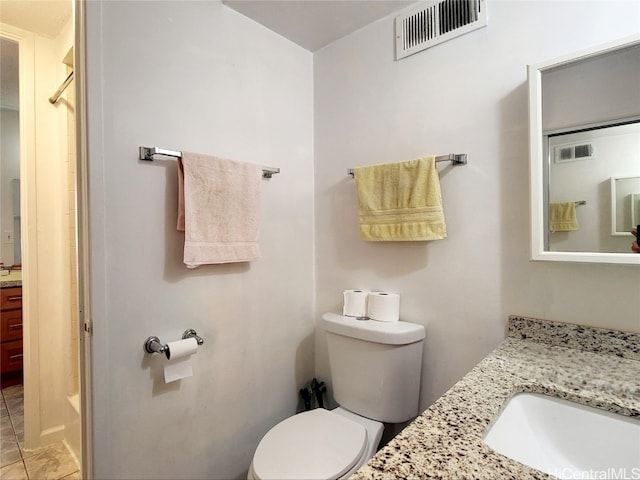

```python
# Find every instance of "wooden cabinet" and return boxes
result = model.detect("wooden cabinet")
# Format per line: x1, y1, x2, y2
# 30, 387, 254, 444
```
1, 286, 23, 388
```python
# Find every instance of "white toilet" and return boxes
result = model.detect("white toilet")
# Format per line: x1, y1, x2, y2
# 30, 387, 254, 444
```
248, 312, 426, 480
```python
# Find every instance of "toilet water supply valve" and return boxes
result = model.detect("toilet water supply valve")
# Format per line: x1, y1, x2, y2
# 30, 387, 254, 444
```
299, 378, 326, 411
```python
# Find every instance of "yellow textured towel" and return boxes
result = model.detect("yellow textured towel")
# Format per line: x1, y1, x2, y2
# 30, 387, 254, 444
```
549, 202, 579, 232
354, 156, 447, 241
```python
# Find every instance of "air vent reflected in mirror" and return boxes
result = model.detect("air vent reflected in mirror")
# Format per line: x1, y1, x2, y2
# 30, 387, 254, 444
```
553, 143, 594, 163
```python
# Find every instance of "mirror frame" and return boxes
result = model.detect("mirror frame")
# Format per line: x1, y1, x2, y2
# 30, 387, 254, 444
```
528, 34, 640, 265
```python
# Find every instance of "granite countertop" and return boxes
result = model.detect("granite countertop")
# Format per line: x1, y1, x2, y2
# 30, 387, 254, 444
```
0, 270, 22, 288
351, 315, 640, 480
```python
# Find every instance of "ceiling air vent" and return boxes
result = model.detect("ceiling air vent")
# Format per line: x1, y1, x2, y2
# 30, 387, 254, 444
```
553, 143, 595, 164
395, 0, 487, 60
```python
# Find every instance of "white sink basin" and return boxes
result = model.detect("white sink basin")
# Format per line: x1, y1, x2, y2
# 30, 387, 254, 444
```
483, 392, 640, 479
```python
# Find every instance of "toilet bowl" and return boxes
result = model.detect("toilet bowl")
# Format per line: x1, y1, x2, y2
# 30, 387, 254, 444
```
248, 407, 383, 480
248, 312, 425, 480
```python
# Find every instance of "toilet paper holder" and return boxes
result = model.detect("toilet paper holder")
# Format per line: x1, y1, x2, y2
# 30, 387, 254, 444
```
144, 329, 204, 357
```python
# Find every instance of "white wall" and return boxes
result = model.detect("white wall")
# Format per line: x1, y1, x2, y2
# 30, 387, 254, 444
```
313, 0, 640, 415
85, 1, 640, 477
31, 28, 69, 445
85, 2, 314, 478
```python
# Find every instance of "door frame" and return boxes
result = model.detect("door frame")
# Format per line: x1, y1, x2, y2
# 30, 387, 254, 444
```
74, 1, 94, 477
0, 20, 42, 452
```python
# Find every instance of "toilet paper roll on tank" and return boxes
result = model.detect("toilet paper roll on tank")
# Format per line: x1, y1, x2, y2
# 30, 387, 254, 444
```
342, 290, 400, 322
343, 289, 370, 317
367, 292, 400, 322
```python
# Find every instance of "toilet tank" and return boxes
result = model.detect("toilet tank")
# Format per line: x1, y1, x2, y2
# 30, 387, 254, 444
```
320, 312, 426, 424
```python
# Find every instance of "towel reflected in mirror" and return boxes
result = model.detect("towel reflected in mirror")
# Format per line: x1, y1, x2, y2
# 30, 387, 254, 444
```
549, 202, 579, 233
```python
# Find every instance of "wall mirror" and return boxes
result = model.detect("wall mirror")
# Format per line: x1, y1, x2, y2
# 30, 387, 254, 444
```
529, 35, 640, 264
611, 176, 640, 236
0, 37, 21, 267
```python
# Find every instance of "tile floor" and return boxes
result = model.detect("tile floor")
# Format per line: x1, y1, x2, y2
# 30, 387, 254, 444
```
1, 385, 80, 480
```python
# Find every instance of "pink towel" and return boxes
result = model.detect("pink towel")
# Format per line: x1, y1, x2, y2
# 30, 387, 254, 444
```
177, 152, 262, 267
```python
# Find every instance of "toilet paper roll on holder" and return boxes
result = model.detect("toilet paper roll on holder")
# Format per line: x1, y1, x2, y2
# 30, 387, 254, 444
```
144, 329, 204, 358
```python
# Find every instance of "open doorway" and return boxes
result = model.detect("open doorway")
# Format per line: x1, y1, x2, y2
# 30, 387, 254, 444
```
1, 2, 89, 478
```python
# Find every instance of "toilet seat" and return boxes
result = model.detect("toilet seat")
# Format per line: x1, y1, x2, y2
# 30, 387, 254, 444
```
251, 408, 367, 480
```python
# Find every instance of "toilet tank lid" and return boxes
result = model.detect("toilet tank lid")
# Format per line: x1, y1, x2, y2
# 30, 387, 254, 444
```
321, 312, 426, 345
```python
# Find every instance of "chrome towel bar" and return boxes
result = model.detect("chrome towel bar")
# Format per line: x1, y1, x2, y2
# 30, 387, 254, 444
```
347, 153, 467, 176
139, 146, 280, 179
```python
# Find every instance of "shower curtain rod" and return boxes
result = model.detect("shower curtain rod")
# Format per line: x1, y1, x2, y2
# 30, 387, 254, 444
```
49, 71, 74, 105
139, 146, 281, 178
347, 153, 467, 176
